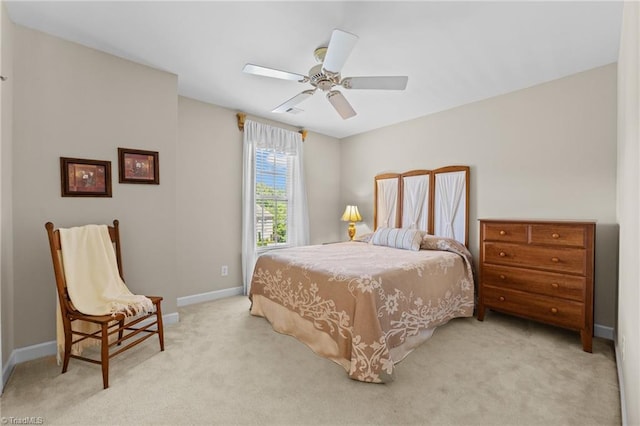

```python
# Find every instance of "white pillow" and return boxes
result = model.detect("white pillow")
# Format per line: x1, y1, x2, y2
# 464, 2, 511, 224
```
370, 228, 424, 251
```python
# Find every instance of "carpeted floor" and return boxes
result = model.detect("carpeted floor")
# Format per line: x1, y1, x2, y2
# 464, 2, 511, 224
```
0, 296, 620, 425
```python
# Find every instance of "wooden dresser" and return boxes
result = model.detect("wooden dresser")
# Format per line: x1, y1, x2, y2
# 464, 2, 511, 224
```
477, 219, 595, 352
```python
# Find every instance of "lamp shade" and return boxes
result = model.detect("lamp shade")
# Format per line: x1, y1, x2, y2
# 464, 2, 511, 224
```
341, 205, 362, 222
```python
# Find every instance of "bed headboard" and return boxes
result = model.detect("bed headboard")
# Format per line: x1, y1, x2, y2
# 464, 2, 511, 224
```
374, 166, 470, 247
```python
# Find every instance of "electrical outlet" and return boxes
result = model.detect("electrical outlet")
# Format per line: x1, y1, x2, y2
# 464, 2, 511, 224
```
221, 265, 228, 276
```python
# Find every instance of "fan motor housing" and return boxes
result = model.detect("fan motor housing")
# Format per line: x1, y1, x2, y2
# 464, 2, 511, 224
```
308, 64, 339, 91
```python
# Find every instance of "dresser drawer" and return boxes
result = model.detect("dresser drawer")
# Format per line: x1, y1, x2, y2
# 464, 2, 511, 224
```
482, 223, 528, 243
484, 242, 586, 275
530, 224, 586, 247
482, 264, 585, 302
483, 286, 583, 329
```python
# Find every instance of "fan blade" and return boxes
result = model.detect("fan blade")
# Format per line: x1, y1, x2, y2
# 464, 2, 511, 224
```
272, 90, 315, 113
342, 76, 408, 90
243, 63, 307, 82
326, 90, 356, 119
322, 29, 359, 75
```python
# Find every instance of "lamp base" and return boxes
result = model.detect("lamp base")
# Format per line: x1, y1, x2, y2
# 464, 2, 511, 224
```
348, 222, 356, 240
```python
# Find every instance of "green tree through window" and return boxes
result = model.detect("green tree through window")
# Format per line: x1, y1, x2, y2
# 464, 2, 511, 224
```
255, 149, 288, 248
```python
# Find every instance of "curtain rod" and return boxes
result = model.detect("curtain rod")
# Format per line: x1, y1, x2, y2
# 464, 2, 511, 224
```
236, 113, 307, 142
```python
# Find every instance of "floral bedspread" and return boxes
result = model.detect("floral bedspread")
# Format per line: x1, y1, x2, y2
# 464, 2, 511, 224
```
249, 238, 475, 383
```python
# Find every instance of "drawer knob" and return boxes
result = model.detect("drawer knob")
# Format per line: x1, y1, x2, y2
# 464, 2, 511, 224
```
499, 252, 506, 257
552, 233, 560, 239
499, 296, 505, 302
551, 257, 559, 263
499, 230, 506, 236
551, 283, 559, 289
550, 307, 558, 314
499, 275, 506, 280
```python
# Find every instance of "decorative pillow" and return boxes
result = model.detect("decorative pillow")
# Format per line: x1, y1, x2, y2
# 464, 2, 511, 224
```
420, 233, 474, 267
420, 233, 440, 251
370, 228, 424, 251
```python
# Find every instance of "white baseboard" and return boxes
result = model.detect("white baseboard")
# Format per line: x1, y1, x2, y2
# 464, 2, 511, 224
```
162, 312, 180, 326
177, 286, 244, 307
1, 311, 179, 391
2, 339, 57, 391
594, 324, 614, 340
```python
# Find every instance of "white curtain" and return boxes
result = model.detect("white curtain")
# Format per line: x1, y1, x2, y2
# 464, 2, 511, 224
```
434, 171, 466, 242
402, 174, 429, 230
377, 178, 398, 228
242, 120, 309, 294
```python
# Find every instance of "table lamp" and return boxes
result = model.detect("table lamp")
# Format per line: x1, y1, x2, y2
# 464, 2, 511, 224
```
341, 205, 362, 240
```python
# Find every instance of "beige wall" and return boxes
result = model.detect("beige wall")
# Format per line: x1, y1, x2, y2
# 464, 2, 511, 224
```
11, 25, 178, 348
176, 98, 243, 296
176, 98, 341, 297
340, 64, 618, 329
303, 131, 342, 245
616, 2, 639, 424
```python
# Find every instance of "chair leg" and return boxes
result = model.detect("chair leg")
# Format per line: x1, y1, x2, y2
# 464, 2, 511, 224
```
155, 301, 165, 351
101, 323, 109, 389
62, 322, 73, 374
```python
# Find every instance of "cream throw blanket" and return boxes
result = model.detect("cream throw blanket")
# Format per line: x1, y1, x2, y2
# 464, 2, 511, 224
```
56, 224, 153, 363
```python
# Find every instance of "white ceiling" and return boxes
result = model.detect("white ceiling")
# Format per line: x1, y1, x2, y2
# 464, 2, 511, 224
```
5, 1, 623, 139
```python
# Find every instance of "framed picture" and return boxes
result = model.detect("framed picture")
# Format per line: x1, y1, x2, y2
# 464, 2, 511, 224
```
60, 157, 112, 197
118, 148, 159, 184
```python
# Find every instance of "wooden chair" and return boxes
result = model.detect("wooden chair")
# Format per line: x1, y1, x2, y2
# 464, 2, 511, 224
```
45, 220, 164, 389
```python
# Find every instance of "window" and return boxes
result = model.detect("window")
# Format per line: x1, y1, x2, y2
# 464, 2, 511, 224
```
242, 119, 309, 292
255, 148, 289, 248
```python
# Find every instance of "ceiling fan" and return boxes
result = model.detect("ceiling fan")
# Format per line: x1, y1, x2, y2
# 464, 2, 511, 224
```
242, 29, 409, 120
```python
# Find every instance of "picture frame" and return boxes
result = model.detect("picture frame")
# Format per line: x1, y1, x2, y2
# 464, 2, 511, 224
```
60, 157, 112, 197
118, 148, 159, 184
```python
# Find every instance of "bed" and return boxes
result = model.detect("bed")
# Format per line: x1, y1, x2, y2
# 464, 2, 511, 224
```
249, 166, 474, 383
